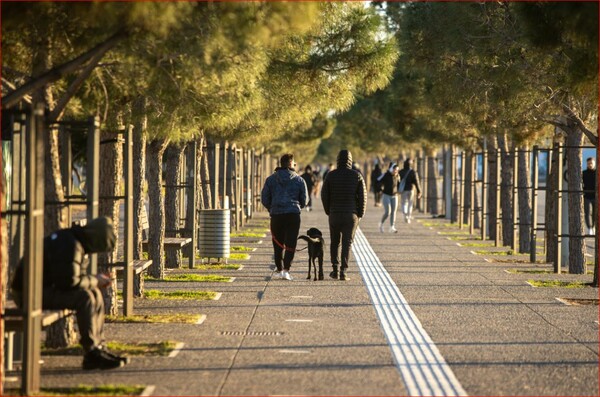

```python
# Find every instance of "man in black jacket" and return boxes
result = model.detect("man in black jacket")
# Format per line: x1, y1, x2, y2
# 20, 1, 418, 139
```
321, 150, 367, 281
583, 157, 596, 235
11, 217, 128, 370
399, 158, 422, 224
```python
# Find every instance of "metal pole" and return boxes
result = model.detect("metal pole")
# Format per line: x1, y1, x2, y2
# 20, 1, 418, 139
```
86, 116, 100, 274
221, 142, 228, 209
530, 145, 539, 263
459, 152, 465, 229
512, 148, 518, 252
189, 141, 197, 269
60, 128, 72, 226
495, 148, 501, 247
444, 146, 452, 220
123, 126, 134, 316
555, 143, 563, 273
481, 140, 488, 241
422, 155, 428, 214
213, 143, 220, 210
23, 103, 45, 395
469, 153, 475, 235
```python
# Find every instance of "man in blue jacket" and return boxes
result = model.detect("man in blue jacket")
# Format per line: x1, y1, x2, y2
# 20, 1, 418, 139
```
261, 153, 308, 281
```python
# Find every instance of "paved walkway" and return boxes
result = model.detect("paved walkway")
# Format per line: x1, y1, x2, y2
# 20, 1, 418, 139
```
14, 197, 599, 396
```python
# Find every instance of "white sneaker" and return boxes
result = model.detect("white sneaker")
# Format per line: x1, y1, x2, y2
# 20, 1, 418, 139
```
379, 222, 384, 233
407, 218, 411, 224
390, 226, 398, 233
272, 271, 284, 279
282, 271, 293, 281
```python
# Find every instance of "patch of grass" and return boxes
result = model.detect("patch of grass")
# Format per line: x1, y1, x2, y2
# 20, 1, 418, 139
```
230, 232, 266, 238
5, 385, 146, 396
194, 263, 242, 270
231, 245, 254, 252
439, 231, 470, 236
421, 221, 460, 228
144, 289, 218, 300
506, 269, 552, 274
229, 252, 250, 260
43, 341, 178, 356
459, 242, 495, 247
146, 274, 232, 283
527, 280, 586, 288
473, 249, 515, 256
492, 258, 548, 264
106, 314, 202, 324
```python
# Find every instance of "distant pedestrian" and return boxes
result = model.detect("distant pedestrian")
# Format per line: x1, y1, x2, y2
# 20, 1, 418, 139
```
371, 162, 383, 207
301, 165, 317, 211
399, 158, 422, 224
321, 150, 367, 281
313, 165, 322, 198
583, 157, 596, 235
378, 163, 400, 233
323, 163, 335, 181
261, 153, 309, 281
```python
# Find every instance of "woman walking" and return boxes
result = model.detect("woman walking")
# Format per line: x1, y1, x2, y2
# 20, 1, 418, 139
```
399, 158, 422, 224
378, 163, 400, 233
370, 162, 383, 207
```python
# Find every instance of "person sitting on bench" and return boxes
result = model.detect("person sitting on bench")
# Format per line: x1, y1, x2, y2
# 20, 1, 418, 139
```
11, 216, 129, 370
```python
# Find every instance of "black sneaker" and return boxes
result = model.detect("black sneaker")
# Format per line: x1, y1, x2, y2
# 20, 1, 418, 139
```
339, 272, 349, 281
82, 348, 124, 370
329, 270, 338, 279
99, 346, 130, 364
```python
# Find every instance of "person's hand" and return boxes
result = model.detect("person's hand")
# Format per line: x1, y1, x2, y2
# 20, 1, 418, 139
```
417, 192, 422, 199
96, 273, 111, 289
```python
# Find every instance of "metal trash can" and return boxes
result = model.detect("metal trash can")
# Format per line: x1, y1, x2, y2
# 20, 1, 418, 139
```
198, 209, 230, 262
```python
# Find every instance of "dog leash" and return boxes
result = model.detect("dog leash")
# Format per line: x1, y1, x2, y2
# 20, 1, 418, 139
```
270, 229, 307, 253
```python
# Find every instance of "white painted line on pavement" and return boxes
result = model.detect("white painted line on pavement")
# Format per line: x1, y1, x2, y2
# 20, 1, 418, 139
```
168, 342, 185, 358
353, 228, 467, 397
213, 292, 223, 300
285, 319, 313, 322
290, 295, 313, 299
141, 385, 156, 396
278, 349, 311, 354
196, 314, 207, 325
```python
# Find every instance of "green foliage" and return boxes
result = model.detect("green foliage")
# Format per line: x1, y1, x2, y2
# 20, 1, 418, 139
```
106, 314, 202, 324
527, 280, 586, 288
42, 341, 178, 356
145, 274, 232, 283
194, 263, 242, 270
36, 385, 144, 396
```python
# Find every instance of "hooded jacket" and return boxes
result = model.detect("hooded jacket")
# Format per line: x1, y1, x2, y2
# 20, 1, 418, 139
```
399, 161, 421, 194
261, 167, 308, 215
321, 150, 367, 217
11, 217, 116, 300
378, 163, 400, 195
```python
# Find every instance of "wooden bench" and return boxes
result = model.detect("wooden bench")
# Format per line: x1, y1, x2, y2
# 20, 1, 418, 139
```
3, 303, 74, 371
140, 205, 193, 268
111, 259, 153, 297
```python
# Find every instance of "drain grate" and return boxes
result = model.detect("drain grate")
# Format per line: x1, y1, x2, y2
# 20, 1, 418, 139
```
221, 331, 283, 336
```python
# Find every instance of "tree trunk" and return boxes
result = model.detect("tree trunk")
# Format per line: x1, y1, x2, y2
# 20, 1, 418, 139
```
164, 142, 186, 268
498, 133, 514, 247
146, 139, 169, 278
185, 136, 205, 245
201, 142, 213, 210
32, 29, 76, 349
518, 145, 532, 253
566, 128, 586, 274
132, 97, 147, 260
488, 136, 498, 241
426, 151, 439, 215
98, 126, 122, 315
546, 146, 558, 264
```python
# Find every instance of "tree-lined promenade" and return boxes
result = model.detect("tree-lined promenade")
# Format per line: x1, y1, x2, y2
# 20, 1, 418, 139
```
1, 1, 598, 396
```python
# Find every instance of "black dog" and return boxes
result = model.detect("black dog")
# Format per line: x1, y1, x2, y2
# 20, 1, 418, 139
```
297, 228, 325, 281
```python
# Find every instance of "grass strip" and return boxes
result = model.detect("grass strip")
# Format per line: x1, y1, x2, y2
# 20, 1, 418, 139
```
459, 242, 495, 247
146, 274, 232, 283
473, 249, 515, 256
43, 341, 178, 356
5, 385, 145, 396
492, 258, 548, 264
527, 280, 586, 288
194, 263, 242, 270
230, 232, 266, 238
231, 246, 254, 252
506, 269, 552, 274
439, 231, 471, 236
229, 253, 250, 260
144, 289, 218, 300
106, 314, 202, 324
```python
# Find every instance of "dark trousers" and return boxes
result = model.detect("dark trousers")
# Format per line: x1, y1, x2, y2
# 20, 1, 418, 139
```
329, 213, 359, 270
271, 213, 301, 271
43, 286, 105, 353
584, 197, 596, 229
